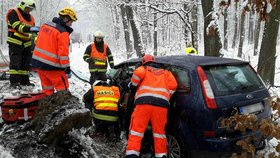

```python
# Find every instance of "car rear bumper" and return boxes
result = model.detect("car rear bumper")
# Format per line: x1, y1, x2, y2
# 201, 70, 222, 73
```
201, 130, 263, 152
190, 151, 232, 158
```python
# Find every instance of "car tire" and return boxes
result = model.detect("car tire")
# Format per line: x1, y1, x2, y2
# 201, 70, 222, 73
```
167, 134, 190, 158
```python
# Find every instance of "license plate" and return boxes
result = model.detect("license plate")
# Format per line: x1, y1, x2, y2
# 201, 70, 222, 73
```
239, 102, 264, 114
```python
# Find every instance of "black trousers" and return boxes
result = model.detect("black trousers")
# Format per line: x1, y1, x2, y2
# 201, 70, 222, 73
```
89, 72, 107, 85
9, 44, 32, 85
94, 119, 120, 138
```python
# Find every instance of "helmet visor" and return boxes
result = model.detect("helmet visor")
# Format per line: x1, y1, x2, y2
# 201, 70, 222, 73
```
27, 3, 35, 9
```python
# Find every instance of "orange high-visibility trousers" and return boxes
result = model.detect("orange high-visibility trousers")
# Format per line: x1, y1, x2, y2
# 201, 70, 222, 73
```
37, 69, 69, 95
126, 104, 168, 157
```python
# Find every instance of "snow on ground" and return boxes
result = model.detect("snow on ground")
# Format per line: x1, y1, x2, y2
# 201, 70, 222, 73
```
1, 43, 280, 157
0, 145, 13, 158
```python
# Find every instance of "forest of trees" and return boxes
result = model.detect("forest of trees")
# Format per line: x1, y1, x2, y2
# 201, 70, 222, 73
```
0, 0, 280, 86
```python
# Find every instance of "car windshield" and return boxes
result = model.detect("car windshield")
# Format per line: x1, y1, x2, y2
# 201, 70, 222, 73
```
203, 64, 265, 96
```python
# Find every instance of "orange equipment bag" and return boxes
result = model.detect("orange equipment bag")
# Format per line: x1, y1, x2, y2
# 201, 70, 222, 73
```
0, 93, 46, 122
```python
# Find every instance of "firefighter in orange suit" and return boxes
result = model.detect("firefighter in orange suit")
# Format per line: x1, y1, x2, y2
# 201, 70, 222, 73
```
6, 0, 39, 88
83, 31, 114, 85
83, 80, 121, 139
31, 7, 77, 95
125, 54, 178, 158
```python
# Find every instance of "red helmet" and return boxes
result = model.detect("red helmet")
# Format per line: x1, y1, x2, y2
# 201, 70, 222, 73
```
142, 54, 155, 65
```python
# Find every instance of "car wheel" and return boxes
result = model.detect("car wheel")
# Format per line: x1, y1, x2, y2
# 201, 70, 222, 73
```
167, 134, 189, 158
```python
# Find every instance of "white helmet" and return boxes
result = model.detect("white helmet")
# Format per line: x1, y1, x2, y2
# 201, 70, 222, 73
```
93, 80, 108, 87
94, 31, 104, 38
19, 0, 36, 10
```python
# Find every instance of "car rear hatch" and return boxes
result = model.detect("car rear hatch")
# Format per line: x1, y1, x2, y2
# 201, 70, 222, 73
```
196, 63, 271, 149
201, 63, 270, 116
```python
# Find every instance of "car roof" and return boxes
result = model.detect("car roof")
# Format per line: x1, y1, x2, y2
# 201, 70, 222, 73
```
115, 55, 248, 69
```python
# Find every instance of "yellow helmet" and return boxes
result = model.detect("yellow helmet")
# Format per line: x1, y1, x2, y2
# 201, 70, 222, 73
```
58, 7, 77, 21
18, 0, 36, 10
185, 47, 198, 55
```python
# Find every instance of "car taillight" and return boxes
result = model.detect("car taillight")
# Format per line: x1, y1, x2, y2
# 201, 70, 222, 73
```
197, 66, 217, 109
203, 131, 216, 137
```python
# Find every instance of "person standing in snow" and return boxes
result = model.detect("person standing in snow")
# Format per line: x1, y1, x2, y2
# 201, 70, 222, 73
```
125, 54, 178, 158
31, 7, 77, 95
83, 79, 122, 139
83, 31, 114, 85
6, 0, 39, 88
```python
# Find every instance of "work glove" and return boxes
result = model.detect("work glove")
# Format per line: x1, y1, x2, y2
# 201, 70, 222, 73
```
30, 26, 40, 32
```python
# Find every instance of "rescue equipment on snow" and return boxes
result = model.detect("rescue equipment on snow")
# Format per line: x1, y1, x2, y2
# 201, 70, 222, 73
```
0, 92, 46, 122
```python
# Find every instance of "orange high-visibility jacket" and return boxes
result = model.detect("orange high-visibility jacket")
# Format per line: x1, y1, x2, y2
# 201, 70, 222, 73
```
90, 43, 108, 62
32, 22, 70, 69
6, 8, 35, 43
92, 85, 120, 122
93, 85, 120, 111
131, 65, 178, 107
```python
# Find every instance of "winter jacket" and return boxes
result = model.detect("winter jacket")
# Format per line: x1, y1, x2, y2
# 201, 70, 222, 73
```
31, 17, 73, 71
6, 7, 35, 47
83, 42, 114, 73
83, 84, 121, 122
131, 65, 178, 108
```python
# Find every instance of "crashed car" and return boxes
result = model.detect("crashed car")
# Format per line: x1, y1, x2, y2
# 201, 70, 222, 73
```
111, 55, 271, 158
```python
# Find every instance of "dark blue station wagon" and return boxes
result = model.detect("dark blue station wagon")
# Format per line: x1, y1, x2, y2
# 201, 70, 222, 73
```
113, 55, 271, 158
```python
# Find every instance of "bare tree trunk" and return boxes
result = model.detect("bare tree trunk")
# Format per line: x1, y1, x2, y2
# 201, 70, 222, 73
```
232, 1, 238, 48
110, 6, 117, 41
257, 0, 280, 86
0, 1, 4, 45
110, 6, 121, 41
248, 11, 254, 44
120, 4, 133, 59
237, 13, 245, 58
191, 0, 198, 49
223, 6, 228, 50
141, 0, 150, 50
253, 15, 261, 56
183, 4, 190, 46
153, 5, 158, 56
126, 4, 143, 57
201, 0, 222, 56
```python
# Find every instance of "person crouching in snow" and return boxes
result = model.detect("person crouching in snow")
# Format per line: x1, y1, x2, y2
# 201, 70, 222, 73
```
83, 79, 122, 140
31, 7, 77, 95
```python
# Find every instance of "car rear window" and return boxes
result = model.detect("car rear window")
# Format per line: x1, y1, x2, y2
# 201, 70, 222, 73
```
203, 64, 265, 96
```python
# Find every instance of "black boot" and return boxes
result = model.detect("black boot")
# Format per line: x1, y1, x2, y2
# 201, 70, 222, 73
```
10, 74, 21, 89
124, 154, 138, 158
20, 75, 34, 86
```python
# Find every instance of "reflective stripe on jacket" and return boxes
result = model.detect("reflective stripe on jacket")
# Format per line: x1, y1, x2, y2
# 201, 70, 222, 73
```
87, 43, 108, 72
6, 8, 34, 41
131, 66, 178, 108
32, 22, 70, 69
92, 85, 120, 122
